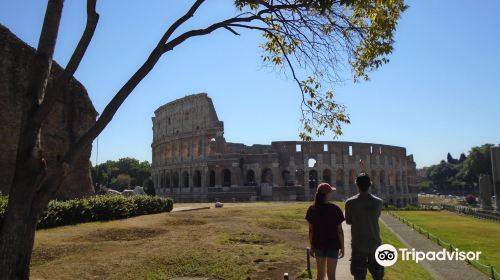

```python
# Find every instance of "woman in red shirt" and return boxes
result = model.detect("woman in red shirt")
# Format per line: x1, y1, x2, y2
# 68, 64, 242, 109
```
306, 183, 345, 280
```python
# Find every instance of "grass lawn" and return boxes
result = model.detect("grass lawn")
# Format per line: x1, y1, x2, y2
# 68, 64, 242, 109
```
30, 202, 432, 280
395, 210, 500, 274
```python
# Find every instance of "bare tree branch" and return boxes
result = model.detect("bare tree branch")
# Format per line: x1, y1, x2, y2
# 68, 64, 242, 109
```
159, 0, 206, 44
34, 0, 99, 125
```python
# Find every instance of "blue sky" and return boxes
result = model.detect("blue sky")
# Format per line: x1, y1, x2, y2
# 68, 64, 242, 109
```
1, 0, 499, 167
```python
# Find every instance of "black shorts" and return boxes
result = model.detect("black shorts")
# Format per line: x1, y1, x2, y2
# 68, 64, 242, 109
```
314, 248, 340, 259
350, 249, 384, 280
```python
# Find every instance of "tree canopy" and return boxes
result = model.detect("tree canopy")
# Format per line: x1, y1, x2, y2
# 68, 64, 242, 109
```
91, 158, 151, 192
425, 144, 495, 194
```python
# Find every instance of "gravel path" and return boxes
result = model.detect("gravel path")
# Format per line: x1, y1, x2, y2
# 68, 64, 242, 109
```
380, 212, 488, 280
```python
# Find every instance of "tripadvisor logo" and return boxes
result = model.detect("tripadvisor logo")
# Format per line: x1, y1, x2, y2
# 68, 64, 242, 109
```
375, 244, 482, 266
375, 244, 398, 267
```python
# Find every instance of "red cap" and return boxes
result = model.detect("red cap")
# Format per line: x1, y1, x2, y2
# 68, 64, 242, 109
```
317, 183, 336, 194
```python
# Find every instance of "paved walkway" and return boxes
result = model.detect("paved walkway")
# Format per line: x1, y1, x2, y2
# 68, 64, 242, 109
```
380, 212, 488, 280
336, 223, 353, 279
171, 206, 211, 212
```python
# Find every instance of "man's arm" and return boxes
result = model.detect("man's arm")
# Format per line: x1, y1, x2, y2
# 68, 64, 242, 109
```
376, 200, 382, 218
345, 201, 352, 225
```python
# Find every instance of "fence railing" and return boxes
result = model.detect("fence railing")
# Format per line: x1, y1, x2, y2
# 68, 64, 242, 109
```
389, 211, 500, 280
419, 203, 500, 223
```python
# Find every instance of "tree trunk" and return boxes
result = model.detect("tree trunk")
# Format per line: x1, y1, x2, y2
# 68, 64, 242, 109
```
0, 207, 39, 280
0, 166, 43, 280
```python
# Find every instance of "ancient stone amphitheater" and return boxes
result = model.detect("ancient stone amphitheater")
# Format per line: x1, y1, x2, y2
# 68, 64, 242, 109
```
152, 93, 418, 206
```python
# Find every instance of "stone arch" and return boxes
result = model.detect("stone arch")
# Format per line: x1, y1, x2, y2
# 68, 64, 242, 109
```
295, 169, 304, 186
322, 169, 332, 184
208, 170, 215, 187
282, 170, 292, 186
309, 170, 318, 189
246, 169, 256, 186
182, 171, 189, 188
193, 170, 201, 188
336, 169, 344, 187
261, 168, 273, 184
222, 169, 231, 187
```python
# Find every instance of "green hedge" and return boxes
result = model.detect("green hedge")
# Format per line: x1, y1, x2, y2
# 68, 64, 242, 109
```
0, 195, 173, 229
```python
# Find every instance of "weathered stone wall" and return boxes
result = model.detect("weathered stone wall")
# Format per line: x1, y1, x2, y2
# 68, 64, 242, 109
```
0, 25, 97, 199
152, 93, 418, 205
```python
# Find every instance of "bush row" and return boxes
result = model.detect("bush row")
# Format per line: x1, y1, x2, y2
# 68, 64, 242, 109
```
0, 195, 173, 229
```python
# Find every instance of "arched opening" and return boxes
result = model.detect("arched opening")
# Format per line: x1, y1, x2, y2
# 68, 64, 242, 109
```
309, 170, 318, 189
165, 172, 171, 189
246, 169, 256, 186
209, 170, 215, 187
308, 158, 317, 168
389, 199, 394, 205
295, 169, 304, 186
193, 170, 201, 188
159, 173, 165, 189
282, 170, 291, 186
261, 168, 273, 184
336, 169, 344, 187
222, 169, 231, 187
380, 170, 386, 186
389, 172, 396, 187
173, 172, 179, 188
322, 169, 332, 184
182, 171, 189, 188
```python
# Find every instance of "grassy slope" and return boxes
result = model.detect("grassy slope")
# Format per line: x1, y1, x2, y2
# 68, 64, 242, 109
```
30, 202, 432, 280
395, 210, 500, 272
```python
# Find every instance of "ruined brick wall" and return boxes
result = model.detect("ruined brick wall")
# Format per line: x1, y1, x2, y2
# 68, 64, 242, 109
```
0, 25, 97, 199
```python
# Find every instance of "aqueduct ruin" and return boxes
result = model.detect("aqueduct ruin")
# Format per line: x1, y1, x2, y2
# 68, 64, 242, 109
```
151, 93, 418, 205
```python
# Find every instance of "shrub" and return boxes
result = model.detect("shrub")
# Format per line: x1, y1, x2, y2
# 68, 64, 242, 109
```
0, 195, 173, 229
0, 195, 8, 222
465, 194, 477, 205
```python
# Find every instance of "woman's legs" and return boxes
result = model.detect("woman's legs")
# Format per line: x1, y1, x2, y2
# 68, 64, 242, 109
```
326, 258, 338, 280
316, 256, 327, 280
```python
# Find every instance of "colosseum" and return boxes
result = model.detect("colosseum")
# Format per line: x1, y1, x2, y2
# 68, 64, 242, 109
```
151, 93, 418, 206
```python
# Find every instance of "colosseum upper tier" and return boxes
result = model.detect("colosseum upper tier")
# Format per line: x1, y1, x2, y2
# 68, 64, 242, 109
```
151, 93, 418, 205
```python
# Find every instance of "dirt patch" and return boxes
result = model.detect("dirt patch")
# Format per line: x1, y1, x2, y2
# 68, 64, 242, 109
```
86, 227, 167, 242
165, 218, 207, 226
225, 232, 275, 245
257, 219, 301, 230
252, 258, 306, 280
32, 244, 88, 265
